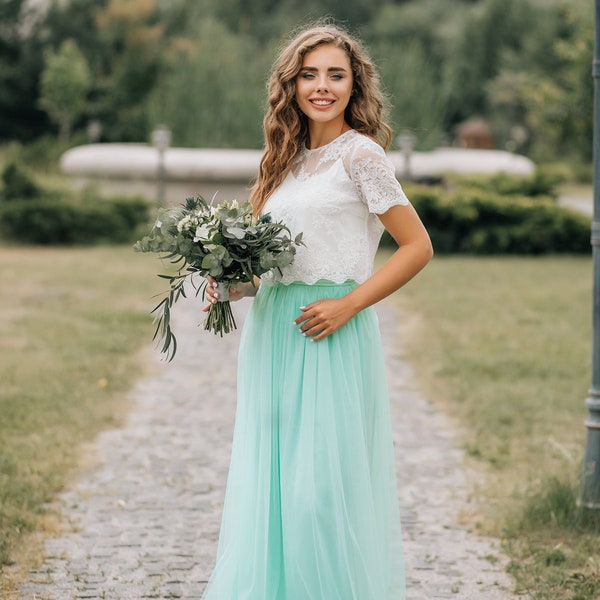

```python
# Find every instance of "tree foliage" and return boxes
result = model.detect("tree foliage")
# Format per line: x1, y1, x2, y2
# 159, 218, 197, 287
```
0, 0, 47, 139
39, 39, 91, 140
486, 1, 593, 159
148, 16, 266, 148
92, 0, 166, 141
0, 0, 593, 161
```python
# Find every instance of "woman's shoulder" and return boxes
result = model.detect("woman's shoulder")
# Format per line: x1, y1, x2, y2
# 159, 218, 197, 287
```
343, 130, 388, 161
342, 130, 390, 174
345, 129, 384, 149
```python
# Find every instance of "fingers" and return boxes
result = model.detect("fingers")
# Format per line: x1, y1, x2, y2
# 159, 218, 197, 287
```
301, 320, 331, 342
203, 279, 246, 313
294, 297, 355, 342
294, 303, 330, 341
205, 278, 218, 302
203, 278, 218, 312
294, 304, 310, 324
300, 315, 329, 339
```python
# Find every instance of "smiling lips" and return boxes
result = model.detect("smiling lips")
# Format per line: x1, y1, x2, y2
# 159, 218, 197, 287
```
310, 99, 335, 106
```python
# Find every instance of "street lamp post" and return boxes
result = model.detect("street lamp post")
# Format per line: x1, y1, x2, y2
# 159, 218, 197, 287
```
579, 0, 600, 509
151, 124, 172, 206
86, 119, 102, 143
396, 130, 417, 182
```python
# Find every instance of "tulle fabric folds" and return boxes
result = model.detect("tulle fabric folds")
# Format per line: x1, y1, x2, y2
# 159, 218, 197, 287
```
201, 281, 405, 600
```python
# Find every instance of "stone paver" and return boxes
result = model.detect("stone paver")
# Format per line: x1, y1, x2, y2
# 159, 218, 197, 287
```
19, 292, 518, 599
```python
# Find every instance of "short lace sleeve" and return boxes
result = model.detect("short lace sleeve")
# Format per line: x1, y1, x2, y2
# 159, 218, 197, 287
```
346, 138, 409, 214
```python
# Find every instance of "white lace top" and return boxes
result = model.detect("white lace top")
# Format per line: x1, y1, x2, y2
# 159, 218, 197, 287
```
262, 129, 409, 286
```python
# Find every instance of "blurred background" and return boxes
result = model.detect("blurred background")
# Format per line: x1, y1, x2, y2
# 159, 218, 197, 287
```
0, 0, 594, 246
0, 0, 592, 157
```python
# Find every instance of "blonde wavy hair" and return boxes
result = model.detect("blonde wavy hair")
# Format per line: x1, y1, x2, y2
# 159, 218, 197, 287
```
249, 23, 392, 214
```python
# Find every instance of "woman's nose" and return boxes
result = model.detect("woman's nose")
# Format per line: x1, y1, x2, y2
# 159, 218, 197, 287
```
315, 77, 328, 92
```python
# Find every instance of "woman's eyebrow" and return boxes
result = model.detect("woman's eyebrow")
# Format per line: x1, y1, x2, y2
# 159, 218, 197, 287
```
299, 66, 349, 73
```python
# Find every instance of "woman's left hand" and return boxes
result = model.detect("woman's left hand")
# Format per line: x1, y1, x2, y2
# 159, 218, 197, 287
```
294, 297, 357, 342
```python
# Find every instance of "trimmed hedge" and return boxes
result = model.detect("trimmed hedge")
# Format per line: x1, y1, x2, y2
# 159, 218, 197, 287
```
0, 196, 152, 245
0, 162, 152, 245
450, 167, 565, 199
382, 185, 591, 254
1, 160, 590, 253
1, 161, 42, 201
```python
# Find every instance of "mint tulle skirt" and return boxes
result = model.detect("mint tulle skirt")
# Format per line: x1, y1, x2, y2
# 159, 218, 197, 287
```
201, 281, 405, 599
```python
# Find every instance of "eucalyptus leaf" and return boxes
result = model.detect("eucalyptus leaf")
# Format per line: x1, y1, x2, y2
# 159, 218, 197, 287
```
223, 226, 246, 239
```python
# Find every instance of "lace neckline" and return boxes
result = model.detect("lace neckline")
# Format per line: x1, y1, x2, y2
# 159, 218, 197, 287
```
292, 129, 359, 181
303, 129, 355, 154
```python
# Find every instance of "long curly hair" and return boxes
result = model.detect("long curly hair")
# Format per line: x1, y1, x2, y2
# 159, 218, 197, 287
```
249, 23, 392, 214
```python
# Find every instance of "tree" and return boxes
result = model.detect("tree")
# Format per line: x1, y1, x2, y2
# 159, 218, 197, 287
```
442, 0, 537, 126
486, 0, 593, 160
39, 39, 91, 141
92, 0, 166, 141
148, 17, 266, 148
0, 0, 592, 160
366, 0, 458, 148
0, 0, 47, 140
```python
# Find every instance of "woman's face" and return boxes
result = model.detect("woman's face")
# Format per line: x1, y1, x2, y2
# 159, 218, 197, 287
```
295, 43, 353, 129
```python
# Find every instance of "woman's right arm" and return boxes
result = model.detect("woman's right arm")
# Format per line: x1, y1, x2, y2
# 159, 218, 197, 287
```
202, 276, 260, 313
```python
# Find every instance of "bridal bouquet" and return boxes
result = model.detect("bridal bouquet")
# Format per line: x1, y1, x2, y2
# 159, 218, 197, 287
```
134, 196, 302, 360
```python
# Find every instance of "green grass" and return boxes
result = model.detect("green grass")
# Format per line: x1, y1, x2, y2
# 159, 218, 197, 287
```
389, 254, 600, 599
0, 245, 164, 594
3, 246, 600, 598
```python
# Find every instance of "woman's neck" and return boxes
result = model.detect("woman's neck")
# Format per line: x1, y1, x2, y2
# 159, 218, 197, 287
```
307, 119, 351, 149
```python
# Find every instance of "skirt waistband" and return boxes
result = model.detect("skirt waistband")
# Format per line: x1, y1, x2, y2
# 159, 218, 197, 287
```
274, 279, 358, 288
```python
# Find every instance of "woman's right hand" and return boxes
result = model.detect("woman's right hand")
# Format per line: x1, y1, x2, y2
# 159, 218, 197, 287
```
202, 276, 245, 313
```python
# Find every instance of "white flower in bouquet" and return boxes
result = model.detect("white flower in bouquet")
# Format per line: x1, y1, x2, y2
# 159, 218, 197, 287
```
194, 223, 213, 242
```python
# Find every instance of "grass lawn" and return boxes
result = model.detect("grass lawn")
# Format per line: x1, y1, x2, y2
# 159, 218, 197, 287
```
388, 254, 600, 599
2, 245, 600, 599
0, 245, 165, 595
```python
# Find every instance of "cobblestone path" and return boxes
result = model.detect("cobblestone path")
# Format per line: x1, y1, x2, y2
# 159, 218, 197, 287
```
19, 294, 517, 600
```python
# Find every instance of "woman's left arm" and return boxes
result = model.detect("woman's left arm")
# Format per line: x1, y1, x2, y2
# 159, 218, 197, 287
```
295, 203, 433, 341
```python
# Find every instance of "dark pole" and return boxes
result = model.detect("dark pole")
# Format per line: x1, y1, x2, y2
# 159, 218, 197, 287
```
579, 0, 600, 509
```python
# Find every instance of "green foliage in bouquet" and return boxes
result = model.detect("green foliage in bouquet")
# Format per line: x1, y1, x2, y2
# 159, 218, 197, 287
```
134, 196, 303, 360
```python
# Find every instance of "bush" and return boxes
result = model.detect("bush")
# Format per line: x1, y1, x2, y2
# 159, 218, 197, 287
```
80, 187, 150, 232
0, 159, 151, 244
451, 167, 565, 199
1, 161, 41, 201
14, 135, 82, 173
381, 184, 591, 254
0, 195, 151, 245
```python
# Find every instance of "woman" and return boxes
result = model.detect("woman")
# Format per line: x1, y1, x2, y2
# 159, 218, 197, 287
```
201, 23, 433, 599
